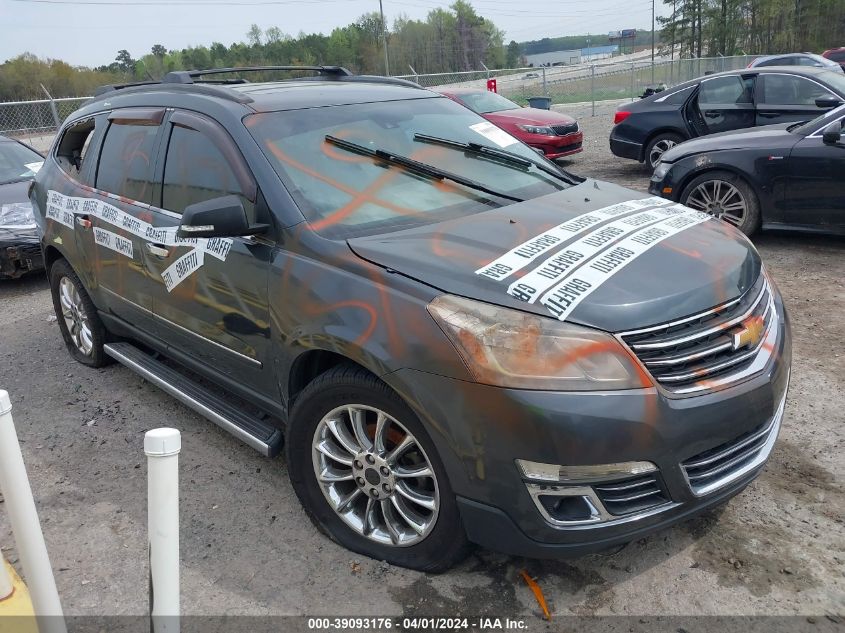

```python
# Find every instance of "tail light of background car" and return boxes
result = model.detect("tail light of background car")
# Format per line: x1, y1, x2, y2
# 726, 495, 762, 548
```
613, 111, 632, 125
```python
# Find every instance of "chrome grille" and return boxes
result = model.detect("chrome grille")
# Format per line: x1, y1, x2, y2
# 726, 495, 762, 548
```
593, 473, 669, 516
551, 122, 579, 136
619, 274, 774, 393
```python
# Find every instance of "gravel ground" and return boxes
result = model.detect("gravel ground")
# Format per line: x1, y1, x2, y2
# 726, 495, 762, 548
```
1, 112, 843, 626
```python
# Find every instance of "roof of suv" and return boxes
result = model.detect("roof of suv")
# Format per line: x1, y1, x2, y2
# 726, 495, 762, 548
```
77, 67, 435, 119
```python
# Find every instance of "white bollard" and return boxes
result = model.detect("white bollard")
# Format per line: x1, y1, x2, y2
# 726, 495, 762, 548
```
145, 428, 181, 633
0, 390, 66, 633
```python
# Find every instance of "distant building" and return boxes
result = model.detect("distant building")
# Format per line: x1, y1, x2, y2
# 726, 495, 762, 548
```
581, 44, 619, 61
525, 49, 582, 67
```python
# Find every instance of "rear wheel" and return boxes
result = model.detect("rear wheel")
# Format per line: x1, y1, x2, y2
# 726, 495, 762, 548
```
680, 170, 761, 236
645, 132, 683, 170
287, 364, 469, 572
49, 258, 112, 367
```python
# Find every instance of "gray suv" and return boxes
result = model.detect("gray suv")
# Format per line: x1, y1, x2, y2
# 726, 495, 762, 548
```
32, 66, 791, 571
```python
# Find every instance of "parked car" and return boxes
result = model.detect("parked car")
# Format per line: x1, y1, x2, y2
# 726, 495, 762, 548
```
649, 104, 845, 235
748, 52, 844, 73
610, 66, 845, 169
439, 89, 583, 159
0, 135, 44, 278
32, 66, 790, 571
822, 47, 845, 70
523, 72, 540, 79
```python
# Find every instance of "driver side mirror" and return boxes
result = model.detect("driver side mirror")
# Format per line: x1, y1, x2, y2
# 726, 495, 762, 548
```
822, 121, 842, 145
177, 195, 268, 239
815, 96, 843, 109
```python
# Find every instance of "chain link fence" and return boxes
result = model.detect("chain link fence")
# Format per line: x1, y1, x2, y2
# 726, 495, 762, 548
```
0, 97, 90, 140
397, 55, 760, 113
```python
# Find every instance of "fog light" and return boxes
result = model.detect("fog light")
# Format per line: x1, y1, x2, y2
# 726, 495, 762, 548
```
516, 459, 657, 482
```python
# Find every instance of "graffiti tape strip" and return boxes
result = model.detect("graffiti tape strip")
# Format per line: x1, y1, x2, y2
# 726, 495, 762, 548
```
507, 204, 691, 304
93, 227, 134, 258
47, 190, 233, 292
475, 196, 672, 281
161, 249, 205, 293
540, 210, 713, 321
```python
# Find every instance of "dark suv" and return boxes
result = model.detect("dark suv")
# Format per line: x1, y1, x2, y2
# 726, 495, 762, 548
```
32, 66, 791, 572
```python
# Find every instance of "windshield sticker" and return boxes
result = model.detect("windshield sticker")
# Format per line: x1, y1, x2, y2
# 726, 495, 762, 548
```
47, 190, 233, 292
475, 197, 671, 281
93, 227, 134, 259
469, 121, 519, 148
539, 209, 712, 321
24, 161, 43, 174
507, 204, 691, 303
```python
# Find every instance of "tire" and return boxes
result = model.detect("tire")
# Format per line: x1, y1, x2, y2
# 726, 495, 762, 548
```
644, 132, 684, 170
286, 363, 470, 572
49, 258, 112, 367
680, 170, 761, 236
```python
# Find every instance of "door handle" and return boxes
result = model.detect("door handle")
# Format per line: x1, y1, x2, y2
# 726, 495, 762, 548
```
75, 215, 92, 229
145, 243, 171, 258
704, 110, 721, 118
758, 111, 779, 118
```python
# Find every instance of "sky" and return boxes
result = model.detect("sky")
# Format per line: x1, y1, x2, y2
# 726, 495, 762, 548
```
1, 0, 669, 68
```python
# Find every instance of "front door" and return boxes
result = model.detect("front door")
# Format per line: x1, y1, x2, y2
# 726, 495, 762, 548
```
755, 73, 840, 126
695, 74, 756, 134
142, 110, 276, 396
782, 114, 845, 230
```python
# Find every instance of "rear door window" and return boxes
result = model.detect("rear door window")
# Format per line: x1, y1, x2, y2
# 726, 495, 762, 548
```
95, 121, 159, 203
698, 76, 754, 106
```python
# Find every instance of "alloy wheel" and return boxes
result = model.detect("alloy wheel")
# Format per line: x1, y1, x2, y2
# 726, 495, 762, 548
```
648, 138, 677, 168
685, 179, 747, 227
311, 404, 440, 547
59, 277, 94, 356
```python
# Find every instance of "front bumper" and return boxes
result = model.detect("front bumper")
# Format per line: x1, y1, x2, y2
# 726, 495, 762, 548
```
523, 131, 584, 159
0, 241, 44, 279
389, 291, 791, 558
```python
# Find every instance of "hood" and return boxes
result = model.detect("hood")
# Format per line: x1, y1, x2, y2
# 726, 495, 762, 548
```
663, 124, 798, 161
348, 180, 760, 332
0, 180, 38, 245
486, 108, 576, 126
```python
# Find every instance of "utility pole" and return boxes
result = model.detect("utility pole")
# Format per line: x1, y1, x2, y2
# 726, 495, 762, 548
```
651, 0, 655, 84
378, 0, 390, 76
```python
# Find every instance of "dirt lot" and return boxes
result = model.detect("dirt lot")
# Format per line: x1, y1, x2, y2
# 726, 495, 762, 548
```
1, 110, 843, 626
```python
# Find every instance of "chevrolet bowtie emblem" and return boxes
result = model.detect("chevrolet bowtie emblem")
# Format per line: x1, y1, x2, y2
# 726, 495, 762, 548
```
732, 317, 765, 351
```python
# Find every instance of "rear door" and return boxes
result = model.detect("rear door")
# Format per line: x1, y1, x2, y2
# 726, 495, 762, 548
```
84, 108, 165, 331
694, 74, 756, 134
755, 73, 840, 125
143, 110, 276, 395
782, 113, 845, 229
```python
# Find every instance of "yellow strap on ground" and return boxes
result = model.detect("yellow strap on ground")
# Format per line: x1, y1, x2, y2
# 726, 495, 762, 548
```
0, 559, 38, 633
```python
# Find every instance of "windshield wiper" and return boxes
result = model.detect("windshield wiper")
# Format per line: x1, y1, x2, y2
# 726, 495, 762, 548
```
324, 135, 524, 203
413, 133, 579, 185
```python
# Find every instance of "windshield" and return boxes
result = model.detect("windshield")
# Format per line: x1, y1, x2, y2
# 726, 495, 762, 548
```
793, 103, 845, 135
0, 141, 43, 185
453, 91, 521, 114
247, 97, 569, 238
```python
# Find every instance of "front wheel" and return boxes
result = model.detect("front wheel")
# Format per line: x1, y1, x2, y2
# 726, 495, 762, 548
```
680, 170, 761, 236
286, 364, 469, 572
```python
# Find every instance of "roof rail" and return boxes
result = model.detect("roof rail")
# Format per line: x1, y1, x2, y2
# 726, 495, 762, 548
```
94, 80, 160, 97
162, 65, 353, 84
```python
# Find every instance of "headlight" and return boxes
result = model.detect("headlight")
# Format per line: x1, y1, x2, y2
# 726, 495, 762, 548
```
427, 294, 650, 391
518, 124, 555, 136
652, 161, 671, 180
0, 202, 36, 229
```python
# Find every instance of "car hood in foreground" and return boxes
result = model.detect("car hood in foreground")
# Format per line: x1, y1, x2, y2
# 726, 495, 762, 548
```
486, 107, 576, 126
663, 124, 798, 161
348, 180, 760, 332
